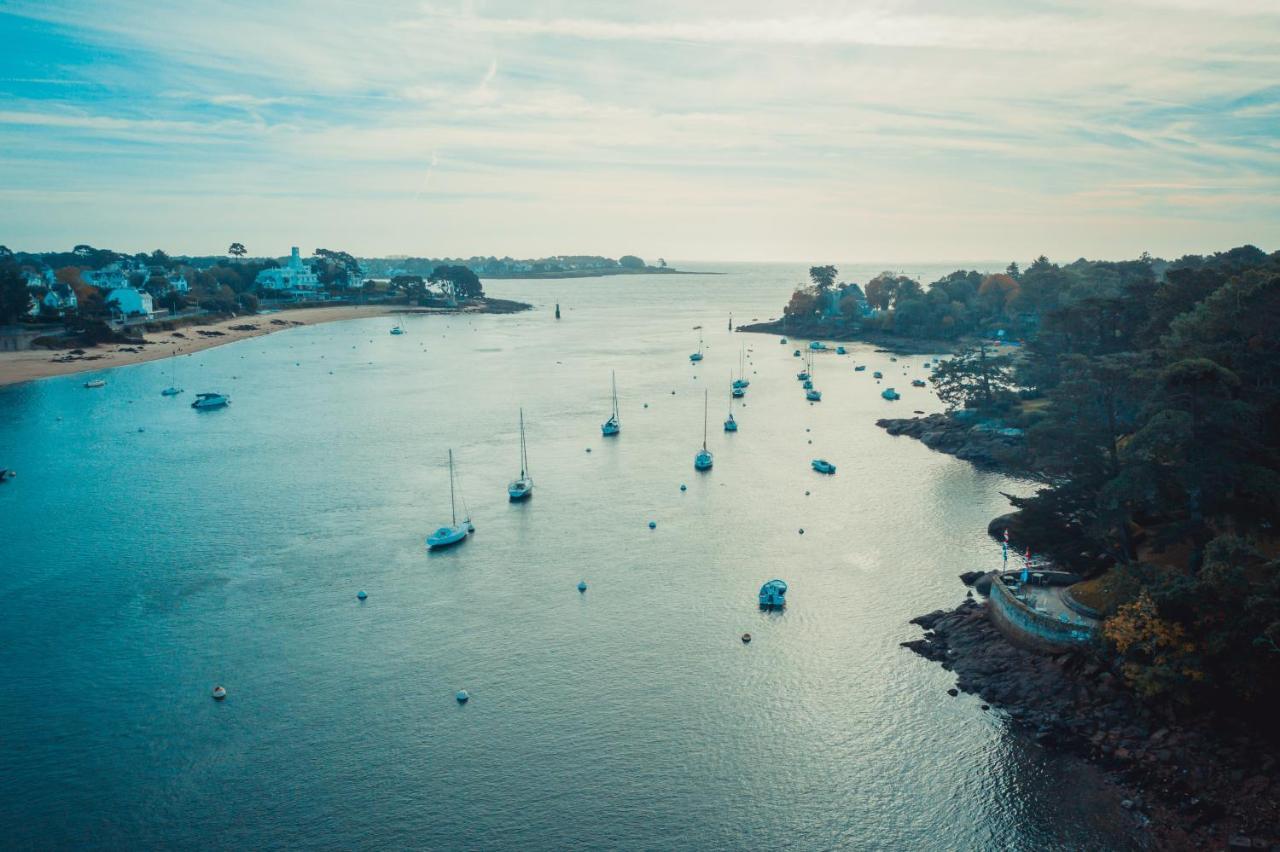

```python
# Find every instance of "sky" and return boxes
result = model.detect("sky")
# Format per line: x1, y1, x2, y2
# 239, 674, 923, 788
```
1, 0, 1277, 262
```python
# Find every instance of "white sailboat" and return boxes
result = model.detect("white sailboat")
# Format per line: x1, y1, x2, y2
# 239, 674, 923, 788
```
601, 371, 621, 436
695, 389, 714, 470
732, 344, 749, 391
427, 449, 472, 550
724, 376, 738, 432
161, 349, 184, 396
508, 409, 533, 501
689, 330, 704, 363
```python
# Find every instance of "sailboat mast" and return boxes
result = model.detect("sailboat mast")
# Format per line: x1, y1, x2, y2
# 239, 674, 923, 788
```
519, 409, 527, 477
611, 371, 619, 419
449, 449, 457, 526
703, 389, 708, 450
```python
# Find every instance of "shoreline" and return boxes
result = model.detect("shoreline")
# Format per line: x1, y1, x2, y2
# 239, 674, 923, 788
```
0, 300, 529, 388
736, 319, 961, 354
903, 596, 1280, 849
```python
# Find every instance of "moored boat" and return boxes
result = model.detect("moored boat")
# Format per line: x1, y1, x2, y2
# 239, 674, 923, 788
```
428, 449, 471, 550
759, 579, 788, 609
602, 371, 621, 436
191, 392, 229, 409
882, 388, 901, 400
811, 458, 836, 474
695, 390, 713, 470
507, 408, 533, 501
84, 379, 105, 389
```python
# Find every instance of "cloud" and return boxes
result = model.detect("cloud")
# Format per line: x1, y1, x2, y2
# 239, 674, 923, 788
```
0, 0, 1276, 259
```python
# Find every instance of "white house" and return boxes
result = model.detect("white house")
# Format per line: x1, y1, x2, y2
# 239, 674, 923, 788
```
84, 263, 133, 290
24, 268, 55, 290
255, 247, 320, 291
165, 270, 190, 293
42, 283, 78, 315
106, 287, 154, 319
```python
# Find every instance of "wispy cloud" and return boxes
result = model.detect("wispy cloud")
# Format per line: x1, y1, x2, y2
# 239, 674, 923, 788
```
0, 0, 1276, 259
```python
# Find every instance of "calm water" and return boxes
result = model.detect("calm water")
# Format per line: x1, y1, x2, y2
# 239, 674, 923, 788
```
0, 263, 1140, 850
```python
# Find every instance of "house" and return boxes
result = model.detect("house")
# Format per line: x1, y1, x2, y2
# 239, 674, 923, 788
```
165, 270, 190, 293
84, 263, 133, 290
23, 268, 55, 290
106, 287, 154, 319
255, 247, 319, 291
41, 283, 78, 315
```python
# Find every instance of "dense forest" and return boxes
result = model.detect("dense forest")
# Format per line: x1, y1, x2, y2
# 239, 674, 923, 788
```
786, 248, 1280, 718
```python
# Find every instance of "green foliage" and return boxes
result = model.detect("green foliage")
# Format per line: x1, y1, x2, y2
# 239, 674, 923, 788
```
618, 255, 645, 269
929, 343, 1017, 411
0, 254, 28, 323
429, 264, 484, 300
809, 265, 838, 291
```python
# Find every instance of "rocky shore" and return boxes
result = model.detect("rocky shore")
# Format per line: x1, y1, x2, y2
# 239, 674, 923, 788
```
877, 412, 1037, 473
735, 319, 956, 354
904, 594, 1280, 850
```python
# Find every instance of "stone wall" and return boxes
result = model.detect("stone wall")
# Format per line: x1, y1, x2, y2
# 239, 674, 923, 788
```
987, 573, 1096, 653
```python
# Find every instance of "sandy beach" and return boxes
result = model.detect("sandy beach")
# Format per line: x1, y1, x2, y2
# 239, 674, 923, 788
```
0, 305, 399, 388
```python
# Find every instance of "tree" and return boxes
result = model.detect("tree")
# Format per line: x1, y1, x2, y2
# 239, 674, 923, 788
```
429, 265, 483, 301
0, 255, 28, 324
809, 265, 838, 292
619, 255, 645, 269
783, 286, 818, 319
930, 342, 1017, 411
228, 242, 247, 258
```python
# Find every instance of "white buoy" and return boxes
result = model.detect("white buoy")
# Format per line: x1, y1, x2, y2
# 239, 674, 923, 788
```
357, 590, 367, 600
456, 690, 469, 703
577, 580, 587, 592
212, 685, 227, 700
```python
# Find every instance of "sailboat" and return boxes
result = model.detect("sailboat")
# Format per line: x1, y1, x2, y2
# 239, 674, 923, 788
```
724, 377, 738, 432
805, 351, 822, 401
689, 330, 704, 363
161, 350, 184, 396
508, 409, 533, 501
601, 371, 621, 436
427, 449, 472, 550
695, 390, 714, 470
732, 345, 749, 391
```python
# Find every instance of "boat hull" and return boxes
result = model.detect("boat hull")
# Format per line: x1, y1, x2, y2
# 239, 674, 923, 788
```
427, 525, 470, 549
508, 479, 533, 501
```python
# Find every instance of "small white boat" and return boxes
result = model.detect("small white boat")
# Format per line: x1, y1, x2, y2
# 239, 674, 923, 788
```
390, 326, 404, 335
427, 449, 471, 550
882, 388, 901, 400
191, 392, 230, 409
873, 371, 883, 379
689, 330, 704, 363
695, 390, 714, 470
854, 365, 867, 372
759, 579, 788, 609
912, 379, 927, 387
84, 379, 105, 389
161, 351, 183, 395
811, 458, 836, 474
507, 408, 533, 501
601, 371, 621, 436
724, 378, 738, 432
806, 389, 822, 402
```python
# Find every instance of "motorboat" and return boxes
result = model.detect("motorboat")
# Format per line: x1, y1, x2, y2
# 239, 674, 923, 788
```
854, 365, 867, 372
912, 379, 927, 387
427, 449, 471, 550
759, 579, 788, 609
873, 371, 883, 379
882, 388, 901, 400
191, 392, 229, 409
84, 379, 105, 389
507, 408, 533, 501
811, 458, 836, 474
806, 389, 822, 401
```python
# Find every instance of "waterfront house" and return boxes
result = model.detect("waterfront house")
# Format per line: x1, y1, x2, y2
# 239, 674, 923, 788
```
42, 283, 78, 315
255, 247, 320, 291
106, 287, 154, 319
